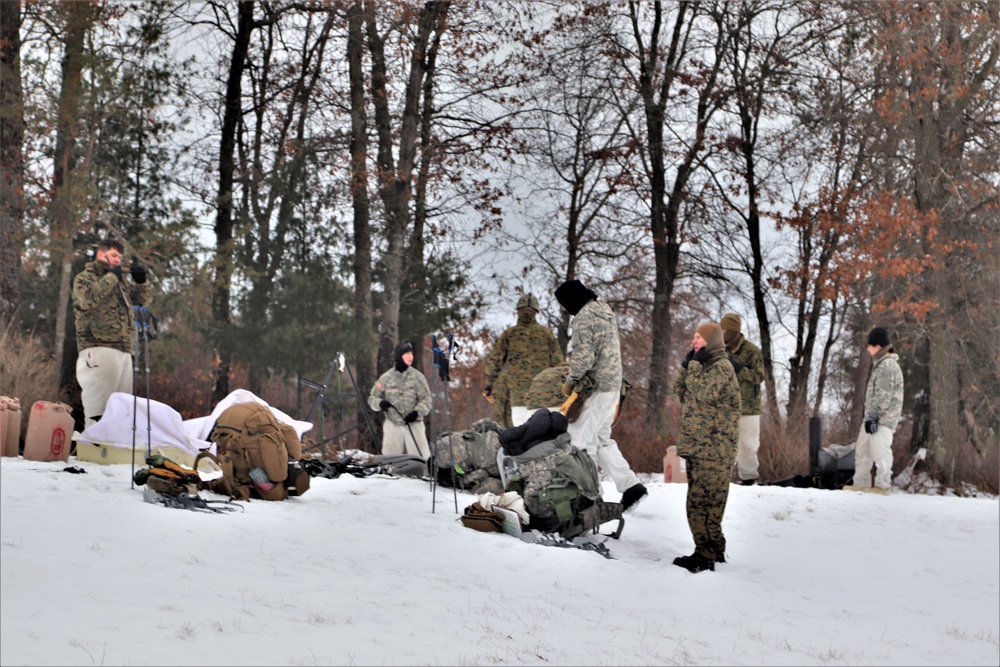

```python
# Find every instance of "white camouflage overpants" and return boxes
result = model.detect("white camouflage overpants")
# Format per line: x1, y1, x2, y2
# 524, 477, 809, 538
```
734, 414, 761, 481
853, 425, 894, 490
382, 420, 431, 460
566, 390, 640, 493
76, 347, 133, 428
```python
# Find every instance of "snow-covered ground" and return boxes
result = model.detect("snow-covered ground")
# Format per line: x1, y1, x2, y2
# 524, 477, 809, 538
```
1, 456, 997, 666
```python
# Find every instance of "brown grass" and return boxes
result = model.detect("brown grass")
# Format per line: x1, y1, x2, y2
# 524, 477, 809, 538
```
0, 319, 65, 444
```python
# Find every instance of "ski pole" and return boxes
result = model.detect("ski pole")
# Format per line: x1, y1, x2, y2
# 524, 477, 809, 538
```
131, 306, 142, 489
140, 307, 152, 459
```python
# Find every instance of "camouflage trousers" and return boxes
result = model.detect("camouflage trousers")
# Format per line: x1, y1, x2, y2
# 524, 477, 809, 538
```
685, 457, 732, 560
491, 375, 513, 428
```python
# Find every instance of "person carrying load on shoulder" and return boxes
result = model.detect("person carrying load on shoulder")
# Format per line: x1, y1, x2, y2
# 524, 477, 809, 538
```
554, 279, 647, 514
369, 341, 432, 461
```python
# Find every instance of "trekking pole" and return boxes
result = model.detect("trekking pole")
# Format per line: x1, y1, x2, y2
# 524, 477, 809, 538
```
131, 306, 142, 489
338, 352, 381, 455
140, 307, 153, 459
430, 334, 458, 513
387, 403, 423, 461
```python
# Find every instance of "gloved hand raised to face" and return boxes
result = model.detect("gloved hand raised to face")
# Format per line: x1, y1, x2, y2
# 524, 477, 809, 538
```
404, 410, 419, 423
379, 399, 392, 411
864, 414, 879, 434
129, 258, 147, 284
692, 347, 710, 364
681, 348, 696, 369
110, 264, 123, 282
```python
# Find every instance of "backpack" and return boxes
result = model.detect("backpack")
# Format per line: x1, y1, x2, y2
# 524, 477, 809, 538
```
133, 454, 203, 497
433, 419, 504, 495
498, 432, 623, 539
200, 401, 309, 501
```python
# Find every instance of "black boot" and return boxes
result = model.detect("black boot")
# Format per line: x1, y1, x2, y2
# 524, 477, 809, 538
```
672, 553, 715, 573
621, 483, 648, 513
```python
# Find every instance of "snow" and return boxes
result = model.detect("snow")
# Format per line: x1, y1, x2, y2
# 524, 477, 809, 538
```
1, 457, 997, 666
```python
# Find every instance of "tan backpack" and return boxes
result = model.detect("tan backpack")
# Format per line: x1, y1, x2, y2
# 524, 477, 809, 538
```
200, 402, 308, 501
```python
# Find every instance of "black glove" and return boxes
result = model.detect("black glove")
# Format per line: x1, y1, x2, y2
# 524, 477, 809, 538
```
483, 385, 492, 397
692, 347, 710, 364
681, 348, 695, 369
129, 260, 147, 284
864, 414, 879, 434
728, 353, 745, 375
404, 410, 419, 423
110, 264, 123, 281
378, 399, 392, 411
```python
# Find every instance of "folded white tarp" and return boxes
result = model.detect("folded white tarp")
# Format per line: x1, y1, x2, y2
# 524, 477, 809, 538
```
180, 389, 313, 442
76, 392, 212, 456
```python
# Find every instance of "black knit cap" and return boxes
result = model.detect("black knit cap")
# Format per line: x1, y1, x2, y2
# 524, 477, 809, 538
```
393, 341, 414, 372
867, 327, 890, 348
554, 279, 597, 316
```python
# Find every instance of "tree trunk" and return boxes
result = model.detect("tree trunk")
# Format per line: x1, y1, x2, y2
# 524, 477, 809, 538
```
51, 1, 97, 385
365, 1, 449, 372
347, 0, 377, 451
212, 1, 255, 404
0, 0, 24, 322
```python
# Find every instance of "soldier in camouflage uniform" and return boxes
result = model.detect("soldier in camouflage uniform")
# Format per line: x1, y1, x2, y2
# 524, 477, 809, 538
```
843, 327, 903, 495
554, 279, 647, 512
72, 237, 152, 428
719, 313, 766, 485
369, 341, 433, 460
483, 294, 563, 428
672, 322, 741, 573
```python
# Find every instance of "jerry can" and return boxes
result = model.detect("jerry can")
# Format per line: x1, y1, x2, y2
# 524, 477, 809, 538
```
23, 401, 75, 462
1, 397, 22, 457
663, 445, 688, 483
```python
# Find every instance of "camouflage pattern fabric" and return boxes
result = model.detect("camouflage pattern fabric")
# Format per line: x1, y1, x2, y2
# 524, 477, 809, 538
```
523, 363, 573, 409
566, 300, 621, 393
672, 349, 741, 462
73, 260, 152, 353
369, 366, 432, 426
685, 457, 733, 559
673, 348, 741, 561
728, 336, 765, 416
485, 311, 563, 427
865, 349, 904, 430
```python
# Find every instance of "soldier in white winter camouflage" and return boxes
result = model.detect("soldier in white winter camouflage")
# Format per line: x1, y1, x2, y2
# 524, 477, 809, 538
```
843, 327, 904, 495
369, 342, 433, 461
554, 279, 647, 513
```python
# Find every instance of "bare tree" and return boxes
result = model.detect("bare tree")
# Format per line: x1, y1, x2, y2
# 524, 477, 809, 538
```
0, 0, 24, 322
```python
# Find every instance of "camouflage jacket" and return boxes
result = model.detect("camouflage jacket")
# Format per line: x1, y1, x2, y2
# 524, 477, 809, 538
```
484, 312, 563, 405
865, 349, 904, 430
523, 363, 573, 409
566, 300, 621, 394
728, 335, 765, 416
369, 366, 432, 426
73, 260, 152, 353
672, 349, 741, 462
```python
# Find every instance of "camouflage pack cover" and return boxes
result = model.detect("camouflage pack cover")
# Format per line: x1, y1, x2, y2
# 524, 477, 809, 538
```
501, 433, 606, 536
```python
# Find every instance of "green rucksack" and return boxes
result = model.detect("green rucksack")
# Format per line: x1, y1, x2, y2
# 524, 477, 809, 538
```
498, 433, 623, 539
433, 419, 505, 495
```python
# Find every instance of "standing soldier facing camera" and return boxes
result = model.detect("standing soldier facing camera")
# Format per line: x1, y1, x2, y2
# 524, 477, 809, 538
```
483, 294, 562, 428
73, 237, 152, 429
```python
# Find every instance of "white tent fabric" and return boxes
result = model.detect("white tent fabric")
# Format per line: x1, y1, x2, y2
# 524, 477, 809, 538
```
75, 389, 313, 458
180, 389, 313, 442
75, 393, 212, 456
